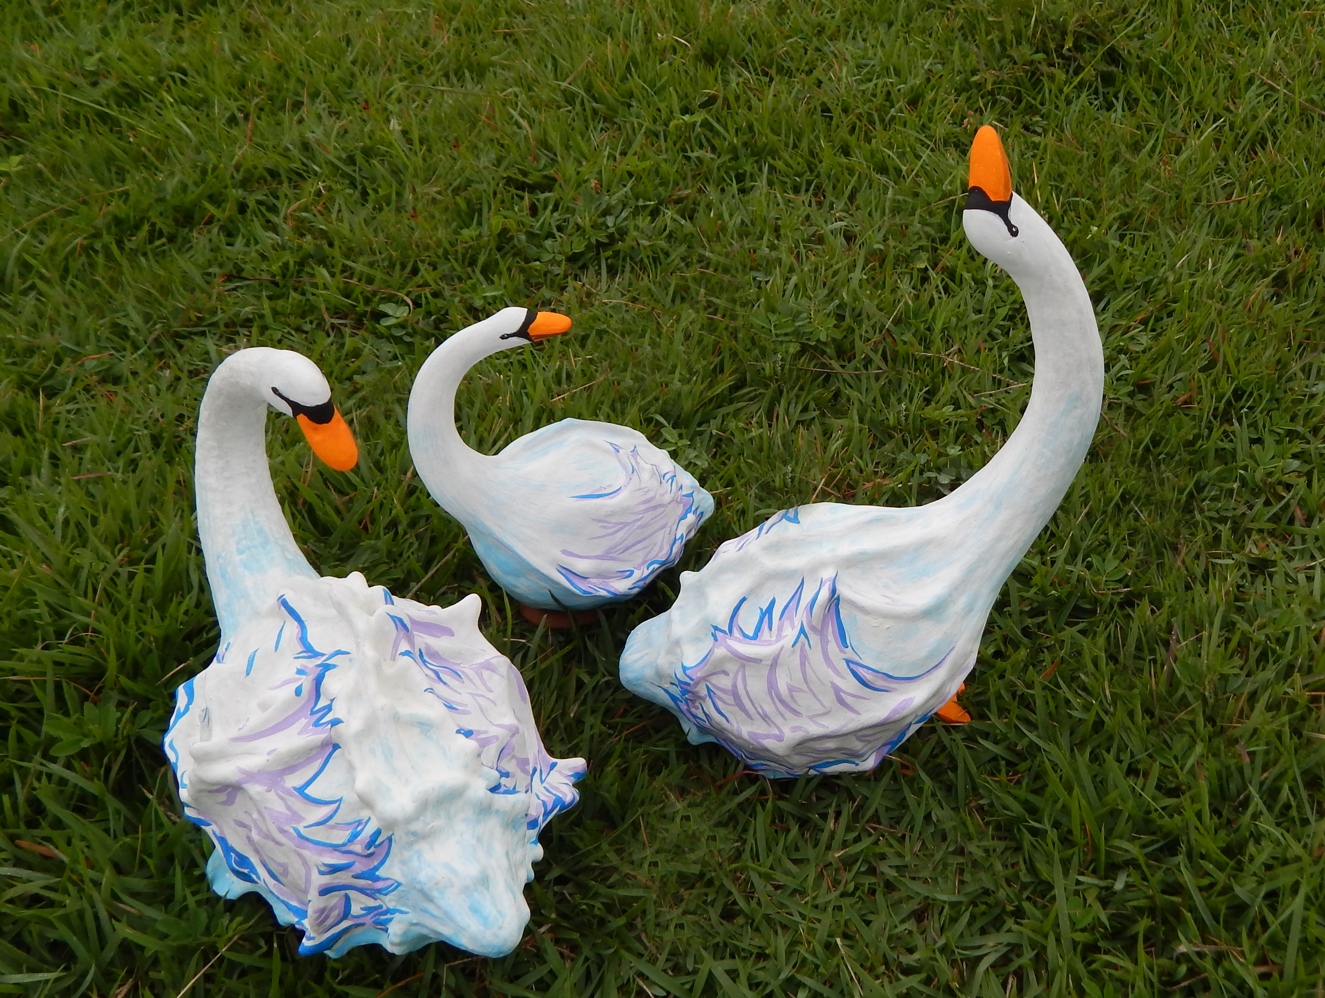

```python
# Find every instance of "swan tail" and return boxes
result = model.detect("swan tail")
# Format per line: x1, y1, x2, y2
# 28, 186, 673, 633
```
529, 754, 588, 838
675, 466, 715, 526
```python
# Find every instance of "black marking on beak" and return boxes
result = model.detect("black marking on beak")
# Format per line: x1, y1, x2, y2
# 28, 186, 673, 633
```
272, 387, 335, 424
499, 308, 539, 342
964, 186, 1019, 238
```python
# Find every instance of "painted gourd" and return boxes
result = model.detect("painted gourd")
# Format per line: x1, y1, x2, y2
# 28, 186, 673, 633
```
407, 308, 713, 617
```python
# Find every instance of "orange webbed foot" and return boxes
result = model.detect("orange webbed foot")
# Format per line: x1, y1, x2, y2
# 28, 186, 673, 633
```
935, 683, 971, 724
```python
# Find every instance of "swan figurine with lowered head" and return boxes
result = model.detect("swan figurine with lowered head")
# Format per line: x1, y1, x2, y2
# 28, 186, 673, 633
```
164, 347, 586, 957
407, 307, 714, 624
618, 126, 1103, 777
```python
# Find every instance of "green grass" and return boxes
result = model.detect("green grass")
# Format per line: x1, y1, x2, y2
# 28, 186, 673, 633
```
2, 0, 1324, 994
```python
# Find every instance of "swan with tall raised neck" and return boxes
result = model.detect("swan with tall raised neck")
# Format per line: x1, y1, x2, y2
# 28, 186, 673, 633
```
165, 347, 586, 958
618, 126, 1104, 777
407, 306, 714, 626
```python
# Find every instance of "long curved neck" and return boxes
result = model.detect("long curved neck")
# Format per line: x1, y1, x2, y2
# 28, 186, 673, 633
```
945, 198, 1103, 577
407, 319, 511, 516
195, 352, 317, 640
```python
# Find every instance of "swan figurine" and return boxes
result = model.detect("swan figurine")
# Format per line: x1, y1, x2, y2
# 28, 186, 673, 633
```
164, 347, 586, 957
618, 126, 1103, 777
407, 307, 714, 624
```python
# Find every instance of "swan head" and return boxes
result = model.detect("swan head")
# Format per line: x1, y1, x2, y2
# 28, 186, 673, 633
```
484, 306, 573, 352
961, 125, 1041, 277
260, 351, 359, 472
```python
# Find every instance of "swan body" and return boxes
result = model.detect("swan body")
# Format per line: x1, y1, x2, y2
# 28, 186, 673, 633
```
407, 308, 713, 611
164, 348, 585, 957
619, 127, 1103, 777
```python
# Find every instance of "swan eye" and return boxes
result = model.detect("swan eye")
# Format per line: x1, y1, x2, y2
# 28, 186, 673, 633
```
271, 386, 335, 424
964, 187, 1019, 238
499, 308, 539, 342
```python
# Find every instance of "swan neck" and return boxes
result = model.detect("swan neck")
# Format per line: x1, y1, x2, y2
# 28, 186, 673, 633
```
195, 355, 316, 639
408, 323, 508, 512
947, 204, 1103, 569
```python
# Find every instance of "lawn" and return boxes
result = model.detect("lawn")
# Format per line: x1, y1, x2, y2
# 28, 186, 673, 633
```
2, 0, 1324, 994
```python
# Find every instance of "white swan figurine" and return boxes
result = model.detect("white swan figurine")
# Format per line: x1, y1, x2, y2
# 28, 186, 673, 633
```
164, 347, 586, 957
618, 126, 1103, 777
407, 307, 714, 624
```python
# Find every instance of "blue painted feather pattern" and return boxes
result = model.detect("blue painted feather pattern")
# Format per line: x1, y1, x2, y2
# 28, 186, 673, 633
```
166, 595, 401, 955
664, 576, 953, 777
555, 442, 710, 599
716, 506, 801, 556
384, 605, 585, 833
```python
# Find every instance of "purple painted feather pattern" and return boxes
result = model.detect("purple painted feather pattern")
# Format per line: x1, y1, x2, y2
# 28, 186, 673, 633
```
665, 576, 950, 776
556, 443, 709, 599
385, 609, 584, 834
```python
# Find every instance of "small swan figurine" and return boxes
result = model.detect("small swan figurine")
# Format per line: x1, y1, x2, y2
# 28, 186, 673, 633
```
407, 307, 713, 625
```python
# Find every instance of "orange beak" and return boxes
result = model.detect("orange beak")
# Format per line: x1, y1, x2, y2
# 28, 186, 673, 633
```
968, 125, 1013, 203
296, 409, 358, 471
527, 310, 572, 341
